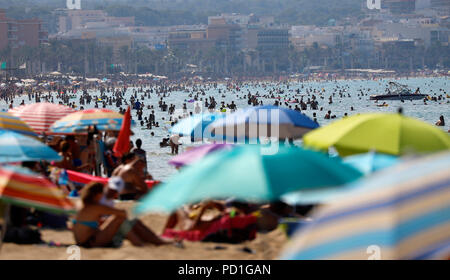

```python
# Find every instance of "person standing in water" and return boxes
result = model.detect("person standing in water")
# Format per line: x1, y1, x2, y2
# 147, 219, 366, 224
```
436, 115, 445, 126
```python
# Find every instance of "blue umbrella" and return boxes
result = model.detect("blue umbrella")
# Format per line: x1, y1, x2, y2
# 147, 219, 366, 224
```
0, 130, 62, 163
169, 113, 224, 142
343, 152, 399, 175
210, 105, 319, 141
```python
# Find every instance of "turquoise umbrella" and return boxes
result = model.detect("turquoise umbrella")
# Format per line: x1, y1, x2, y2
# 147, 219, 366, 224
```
282, 152, 400, 205
343, 152, 399, 175
0, 130, 62, 163
134, 145, 362, 214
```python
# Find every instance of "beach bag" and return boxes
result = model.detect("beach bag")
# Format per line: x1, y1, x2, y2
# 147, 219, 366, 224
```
4, 227, 42, 245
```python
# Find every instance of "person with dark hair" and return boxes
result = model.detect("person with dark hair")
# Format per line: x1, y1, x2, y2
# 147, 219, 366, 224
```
80, 133, 96, 174
65, 135, 80, 161
72, 182, 171, 248
113, 157, 149, 200
103, 138, 119, 177
436, 115, 445, 127
169, 134, 180, 155
121, 152, 136, 164
132, 139, 148, 176
53, 141, 91, 172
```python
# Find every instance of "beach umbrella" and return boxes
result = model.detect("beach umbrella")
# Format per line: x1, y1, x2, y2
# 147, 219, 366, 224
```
210, 106, 319, 141
343, 152, 399, 175
168, 143, 233, 168
282, 152, 400, 205
9, 103, 76, 135
0, 130, 62, 163
113, 106, 131, 158
134, 145, 362, 214
169, 113, 224, 142
281, 152, 450, 260
0, 112, 38, 137
0, 165, 75, 214
303, 113, 450, 156
50, 108, 134, 134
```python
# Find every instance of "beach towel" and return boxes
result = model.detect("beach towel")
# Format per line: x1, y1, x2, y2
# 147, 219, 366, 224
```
162, 215, 257, 243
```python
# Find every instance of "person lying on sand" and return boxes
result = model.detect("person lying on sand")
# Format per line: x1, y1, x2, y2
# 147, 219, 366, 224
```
72, 182, 172, 248
163, 200, 281, 233
164, 201, 226, 232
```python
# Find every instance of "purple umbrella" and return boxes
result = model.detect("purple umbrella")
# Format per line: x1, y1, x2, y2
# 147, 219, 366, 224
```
168, 143, 233, 168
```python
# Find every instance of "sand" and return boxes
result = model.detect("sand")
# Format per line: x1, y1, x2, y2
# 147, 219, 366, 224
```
0, 202, 288, 260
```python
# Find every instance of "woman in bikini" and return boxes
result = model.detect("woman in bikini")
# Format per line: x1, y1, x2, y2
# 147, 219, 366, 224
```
72, 182, 172, 248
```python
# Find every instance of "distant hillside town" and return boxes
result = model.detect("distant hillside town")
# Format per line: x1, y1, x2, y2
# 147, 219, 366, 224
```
0, 0, 449, 77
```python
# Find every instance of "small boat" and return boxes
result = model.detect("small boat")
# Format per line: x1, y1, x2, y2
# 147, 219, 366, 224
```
370, 82, 428, 101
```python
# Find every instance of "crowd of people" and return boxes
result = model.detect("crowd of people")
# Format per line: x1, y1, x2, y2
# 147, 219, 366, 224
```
0, 73, 448, 250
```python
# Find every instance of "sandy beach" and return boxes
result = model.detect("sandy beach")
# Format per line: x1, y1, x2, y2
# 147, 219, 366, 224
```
0, 201, 287, 260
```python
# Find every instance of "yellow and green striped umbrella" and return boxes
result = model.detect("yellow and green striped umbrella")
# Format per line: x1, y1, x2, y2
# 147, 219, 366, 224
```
0, 112, 38, 137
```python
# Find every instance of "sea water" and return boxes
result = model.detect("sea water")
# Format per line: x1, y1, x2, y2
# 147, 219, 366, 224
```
1, 77, 448, 180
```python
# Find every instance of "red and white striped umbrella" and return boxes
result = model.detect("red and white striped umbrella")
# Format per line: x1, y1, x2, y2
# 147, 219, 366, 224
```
9, 103, 76, 135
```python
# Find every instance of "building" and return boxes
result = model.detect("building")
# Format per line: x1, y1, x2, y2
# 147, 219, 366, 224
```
57, 10, 134, 34
97, 36, 134, 63
382, 0, 416, 14
290, 26, 343, 49
371, 20, 449, 47
124, 26, 169, 49
430, 0, 450, 13
16, 19, 48, 48
0, 9, 9, 51
168, 26, 216, 52
208, 14, 251, 26
257, 29, 290, 52
207, 23, 243, 51
244, 26, 261, 50
430, 28, 450, 45
0, 9, 48, 51
431, 0, 450, 9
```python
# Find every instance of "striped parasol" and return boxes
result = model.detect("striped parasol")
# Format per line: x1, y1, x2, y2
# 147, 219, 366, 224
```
0, 165, 75, 214
281, 152, 450, 260
50, 109, 134, 134
9, 103, 76, 134
0, 112, 37, 137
